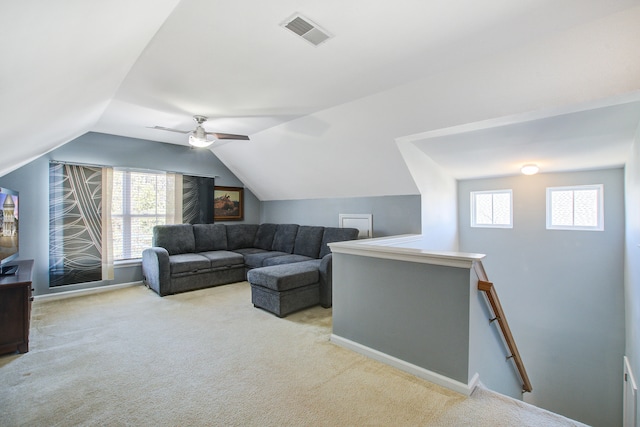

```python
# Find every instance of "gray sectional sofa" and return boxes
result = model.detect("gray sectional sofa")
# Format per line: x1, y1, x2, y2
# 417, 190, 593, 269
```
141, 223, 358, 316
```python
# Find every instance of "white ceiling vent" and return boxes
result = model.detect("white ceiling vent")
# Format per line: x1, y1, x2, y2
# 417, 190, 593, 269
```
281, 14, 332, 46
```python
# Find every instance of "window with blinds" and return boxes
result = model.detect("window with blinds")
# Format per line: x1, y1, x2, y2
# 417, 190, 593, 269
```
470, 189, 513, 228
112, 169, 176, 260
546, 184, 603, 231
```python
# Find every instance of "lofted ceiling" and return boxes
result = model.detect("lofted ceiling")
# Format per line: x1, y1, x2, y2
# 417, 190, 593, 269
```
2, 1, 640, 200
408, 97, 640, 180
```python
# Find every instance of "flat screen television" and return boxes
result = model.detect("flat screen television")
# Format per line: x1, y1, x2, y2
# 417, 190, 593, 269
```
0, 187, 19, 275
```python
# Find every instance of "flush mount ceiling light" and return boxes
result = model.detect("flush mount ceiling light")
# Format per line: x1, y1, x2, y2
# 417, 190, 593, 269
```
521, 164, 540, 175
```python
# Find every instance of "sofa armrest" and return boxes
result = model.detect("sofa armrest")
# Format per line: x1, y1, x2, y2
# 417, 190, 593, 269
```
142, 247, 171, 296
318, 253, 332, 308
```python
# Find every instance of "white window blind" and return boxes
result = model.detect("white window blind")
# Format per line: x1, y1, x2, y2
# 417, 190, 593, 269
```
470, 190, 513, 228
546, 184, 603, 231
111, 169, 179, 260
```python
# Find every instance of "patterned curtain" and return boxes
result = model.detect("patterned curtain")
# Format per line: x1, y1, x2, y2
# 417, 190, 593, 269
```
49, 163, 113, 287
182, 175, 199, 224
182, 175, 215, 224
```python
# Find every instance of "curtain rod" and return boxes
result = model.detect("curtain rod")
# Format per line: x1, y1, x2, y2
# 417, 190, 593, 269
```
49, 160, 219, 179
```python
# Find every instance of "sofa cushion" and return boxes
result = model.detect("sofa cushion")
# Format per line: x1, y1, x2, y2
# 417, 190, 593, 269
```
293, 226, 324, 258
226, 224, 260, 250
243, 251, 289, 269
233, 248, 267, 256
319, 227, 359, 258
199, 250, 244, 268
271, 224, 299, 253
153, 224, 195, 255
169, 253, 210, 274
263, 254, 314, 266
247, 263, 319, 292
254, 223, 277, 250
193, 224, 227, 252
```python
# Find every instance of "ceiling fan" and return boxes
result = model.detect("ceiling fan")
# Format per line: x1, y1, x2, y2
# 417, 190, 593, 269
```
150, 115, 250, 148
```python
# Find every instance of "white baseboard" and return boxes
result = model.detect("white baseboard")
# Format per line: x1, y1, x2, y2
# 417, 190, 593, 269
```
34, 281, 143, 302
330, 334, 479, 396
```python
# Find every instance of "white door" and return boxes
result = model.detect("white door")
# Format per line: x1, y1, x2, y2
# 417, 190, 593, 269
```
624, 357, 637, 427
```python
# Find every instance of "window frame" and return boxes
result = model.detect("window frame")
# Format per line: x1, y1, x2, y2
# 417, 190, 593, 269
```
111, 168, 171, 261
470, 189, 513, 229
545, 184, 604, 231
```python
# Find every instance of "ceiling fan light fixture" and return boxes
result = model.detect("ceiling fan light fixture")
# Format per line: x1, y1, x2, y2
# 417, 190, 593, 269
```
151, 115, 248, 147
188, 123, 214, 147
189, 134, 213, 148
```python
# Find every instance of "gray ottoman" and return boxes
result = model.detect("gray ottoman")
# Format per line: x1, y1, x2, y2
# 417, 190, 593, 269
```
247, 263, 321, 317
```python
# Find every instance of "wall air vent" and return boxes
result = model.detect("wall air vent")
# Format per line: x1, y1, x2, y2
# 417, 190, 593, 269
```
281, 14, 332, 47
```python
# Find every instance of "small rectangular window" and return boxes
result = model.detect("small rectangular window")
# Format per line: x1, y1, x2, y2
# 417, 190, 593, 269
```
546, 184, 603, 231
470, 190, 513, 228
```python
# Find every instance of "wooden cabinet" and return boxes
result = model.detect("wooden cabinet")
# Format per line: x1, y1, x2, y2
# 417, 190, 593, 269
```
0, 260, 34, 355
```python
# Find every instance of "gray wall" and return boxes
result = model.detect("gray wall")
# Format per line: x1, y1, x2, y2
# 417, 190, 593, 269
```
332, 252, 523, 398
261, 195, 421, 237
458, 168, 625, 427
624, 134, 640, 422
0, 132, 260, 296
332, 253, 471, 382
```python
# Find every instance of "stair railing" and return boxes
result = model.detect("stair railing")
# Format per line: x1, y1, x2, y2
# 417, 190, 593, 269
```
474, 262, 532, 393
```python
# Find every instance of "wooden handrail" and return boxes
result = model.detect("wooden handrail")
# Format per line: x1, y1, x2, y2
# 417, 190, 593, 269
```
478, 279, 533, 393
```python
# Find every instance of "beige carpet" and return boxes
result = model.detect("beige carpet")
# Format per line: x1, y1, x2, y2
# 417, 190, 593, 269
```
0, 282, 586, 426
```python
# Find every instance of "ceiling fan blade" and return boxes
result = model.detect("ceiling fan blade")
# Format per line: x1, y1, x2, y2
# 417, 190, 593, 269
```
149, 126, 191, 134
208, 132, 250, 140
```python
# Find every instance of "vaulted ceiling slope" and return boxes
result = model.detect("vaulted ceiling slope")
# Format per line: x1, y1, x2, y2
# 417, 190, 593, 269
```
0, 0, 181, 173
2, 1, 640, 200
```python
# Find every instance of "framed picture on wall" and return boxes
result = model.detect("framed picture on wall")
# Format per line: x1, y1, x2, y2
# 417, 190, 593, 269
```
214, 186, 244, 221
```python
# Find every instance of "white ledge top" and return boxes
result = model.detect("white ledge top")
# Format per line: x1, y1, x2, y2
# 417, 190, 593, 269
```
329, 235, 485, 269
